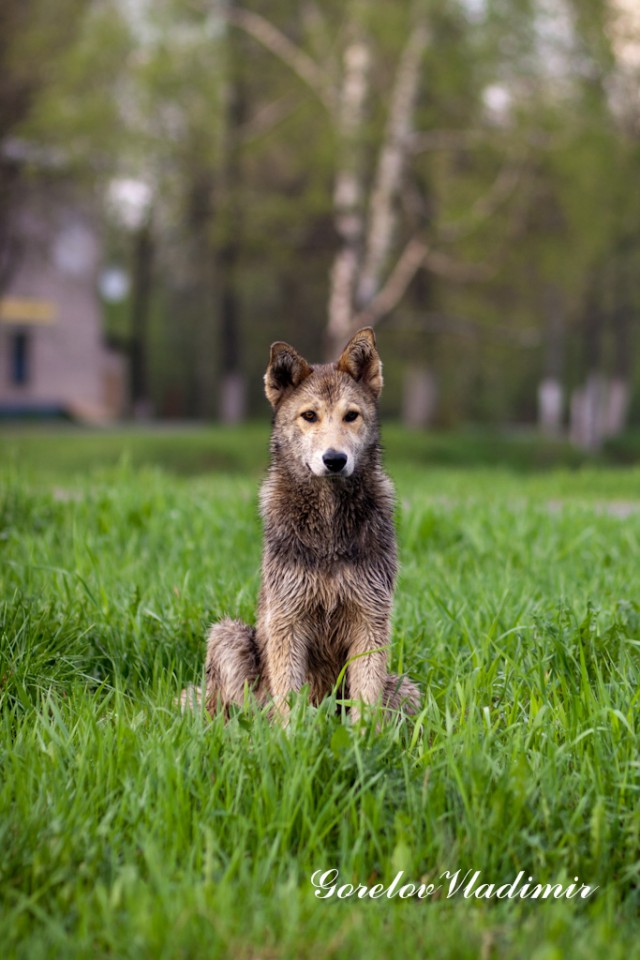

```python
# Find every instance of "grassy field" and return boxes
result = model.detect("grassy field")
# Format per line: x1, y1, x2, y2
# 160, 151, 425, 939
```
1, 425, 639, 959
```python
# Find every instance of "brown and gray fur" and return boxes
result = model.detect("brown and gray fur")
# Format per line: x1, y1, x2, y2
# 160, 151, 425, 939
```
204, 327, 421, 722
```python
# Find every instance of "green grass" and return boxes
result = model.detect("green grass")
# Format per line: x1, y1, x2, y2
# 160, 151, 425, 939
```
1, 426, 639, 958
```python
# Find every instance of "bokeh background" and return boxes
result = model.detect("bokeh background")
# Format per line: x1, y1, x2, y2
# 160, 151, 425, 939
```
1, 0, 640, 458
3, 8, 640, 956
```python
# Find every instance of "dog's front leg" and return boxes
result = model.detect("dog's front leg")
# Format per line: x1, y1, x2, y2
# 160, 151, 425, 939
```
263, 607, 310, 720
345, 608, 389, 724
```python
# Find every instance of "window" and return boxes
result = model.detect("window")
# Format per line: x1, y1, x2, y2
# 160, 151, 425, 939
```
10, 332, 30, 385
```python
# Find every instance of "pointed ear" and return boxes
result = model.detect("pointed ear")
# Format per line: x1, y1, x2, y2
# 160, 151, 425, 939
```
264, 341, 312, 408
336, 327, 383, 398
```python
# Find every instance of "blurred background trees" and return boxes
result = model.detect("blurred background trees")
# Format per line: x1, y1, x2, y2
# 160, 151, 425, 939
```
2, 0, 639, 444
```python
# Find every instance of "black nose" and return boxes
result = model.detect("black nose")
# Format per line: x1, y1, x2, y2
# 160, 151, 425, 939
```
322, 449, 348, 473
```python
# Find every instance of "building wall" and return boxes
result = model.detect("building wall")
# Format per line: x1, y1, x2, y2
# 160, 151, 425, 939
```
0, 179, 126, 419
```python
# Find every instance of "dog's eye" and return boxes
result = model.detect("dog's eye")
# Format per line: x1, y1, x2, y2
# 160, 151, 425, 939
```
300, 410, 318, 423
344, 411, 359, 423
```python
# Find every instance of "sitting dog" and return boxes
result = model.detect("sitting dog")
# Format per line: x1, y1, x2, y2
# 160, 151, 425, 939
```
205, 327, 421, 722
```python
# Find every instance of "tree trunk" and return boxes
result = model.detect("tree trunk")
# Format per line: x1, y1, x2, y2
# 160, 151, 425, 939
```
403, 365, 437, 428
0, 158, 21, 295
218, 240, 246, 423
604, 255, 633, 437
402, 262, 438, 428
570, 378, 607, 451
326, 14, 428, 358
569, 281, 606, 450
538, 379, 564, 436
217, 23, 247, 423
183, 172, 216, 419
355, 19, 429, 310
130, 218, 154, 419
604, 378, 630, 437
537, 285, 564, 436
326, 33, 370, 359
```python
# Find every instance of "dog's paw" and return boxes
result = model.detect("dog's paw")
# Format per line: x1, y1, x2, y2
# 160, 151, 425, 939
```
176, 684, 203, 713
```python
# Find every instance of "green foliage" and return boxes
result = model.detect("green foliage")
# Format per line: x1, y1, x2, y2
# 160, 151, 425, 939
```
1, 428, 639, 955
15, 0, 133, 168
5, 0, 640, 422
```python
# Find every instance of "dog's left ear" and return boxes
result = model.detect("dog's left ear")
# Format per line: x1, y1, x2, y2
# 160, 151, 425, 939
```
337, 327, 383, 398
264, 341, 312, 407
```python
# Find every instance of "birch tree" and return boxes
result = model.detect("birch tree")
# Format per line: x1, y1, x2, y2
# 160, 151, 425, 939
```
563, 0, 640, 446
219, 1, 501, 359
326, 9, 429, 356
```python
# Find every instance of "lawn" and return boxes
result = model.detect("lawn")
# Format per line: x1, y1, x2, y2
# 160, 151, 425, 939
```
1, 425, 639, 959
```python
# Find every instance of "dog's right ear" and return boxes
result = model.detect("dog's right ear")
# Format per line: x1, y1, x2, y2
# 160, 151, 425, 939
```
337, 326, 383, 398
264, 341, 312, 408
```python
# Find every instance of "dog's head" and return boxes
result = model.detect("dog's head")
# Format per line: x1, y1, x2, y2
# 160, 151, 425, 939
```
264, 327, 383, 480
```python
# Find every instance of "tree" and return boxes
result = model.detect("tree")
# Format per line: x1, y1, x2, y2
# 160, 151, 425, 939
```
12, 0, 639, 433
0, 0, 92, 291
219, 1, 517, 361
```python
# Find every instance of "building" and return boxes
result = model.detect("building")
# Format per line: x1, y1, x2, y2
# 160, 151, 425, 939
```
0, 164, 127, 421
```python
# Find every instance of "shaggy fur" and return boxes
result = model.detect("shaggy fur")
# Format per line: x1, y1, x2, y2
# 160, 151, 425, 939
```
205, 327, 421, 722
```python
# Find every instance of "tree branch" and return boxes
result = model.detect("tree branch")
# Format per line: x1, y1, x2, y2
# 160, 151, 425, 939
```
395, 312, 540, 346
234, 93, 303, 144
423, 247, 495, 281
353, 236, 428, 327
409, 128, 486, 153
355, 17, 429, 308
439, 153, 525, 243
222, 6, 336, 112
352, 233, 494, 330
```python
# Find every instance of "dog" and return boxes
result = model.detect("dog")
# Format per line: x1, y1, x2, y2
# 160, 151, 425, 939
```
204, 327, 421, 722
